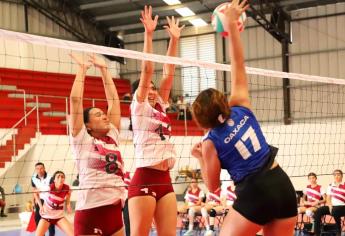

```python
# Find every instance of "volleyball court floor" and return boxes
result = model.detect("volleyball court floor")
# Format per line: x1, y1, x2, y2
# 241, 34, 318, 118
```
0, 212, 322, 236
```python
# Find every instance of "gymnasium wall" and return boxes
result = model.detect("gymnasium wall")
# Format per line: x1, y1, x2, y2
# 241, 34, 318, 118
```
123, 3, 345, 106
0, 0, 120, 77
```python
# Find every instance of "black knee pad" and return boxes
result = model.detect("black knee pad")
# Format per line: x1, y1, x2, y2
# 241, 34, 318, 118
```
210, 208, 216, 217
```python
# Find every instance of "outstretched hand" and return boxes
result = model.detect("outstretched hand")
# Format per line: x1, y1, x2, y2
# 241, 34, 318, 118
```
89, 54, 107, 69
69, 53, 92, 71
164, 16, 185, 39
140, 5, 158, 33
224, 0, 249, 23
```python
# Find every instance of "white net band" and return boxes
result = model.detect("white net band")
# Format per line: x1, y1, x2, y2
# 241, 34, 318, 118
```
1, 28, 344, 85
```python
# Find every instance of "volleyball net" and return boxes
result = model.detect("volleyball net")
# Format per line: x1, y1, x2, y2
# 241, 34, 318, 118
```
0, 28, 345, 201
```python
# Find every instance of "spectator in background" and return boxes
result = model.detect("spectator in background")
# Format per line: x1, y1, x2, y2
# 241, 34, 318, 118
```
178, 178, 205, 236
177, 95, 192, 120
0, 185, 7, 217
31, 162, 55, 236
177, 95, 187, 120
222, 181, 237, 215
298, 172, 326, 232
72, 174, 79, 187
166, 97, 178, 113
123, 93, 132, 103
313, 169, 345, 236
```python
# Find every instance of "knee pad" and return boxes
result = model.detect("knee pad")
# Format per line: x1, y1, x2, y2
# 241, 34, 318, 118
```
201, 207, 208, 218
306, 209, 314, 218
209, 208, 216, 217
188, 207, 195, 217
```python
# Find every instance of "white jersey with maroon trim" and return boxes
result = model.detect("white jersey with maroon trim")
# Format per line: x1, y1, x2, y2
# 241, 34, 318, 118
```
41, 184, 70, 219
184, 188, 204, 207
207, 188, 222, 205
130, 91, 176, 168
303, 184, 325, 204
327, 182, 345, 206
223, 186, 237, 206
70, 124, 126, 210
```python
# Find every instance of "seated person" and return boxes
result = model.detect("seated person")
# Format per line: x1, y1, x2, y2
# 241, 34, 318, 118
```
201, 188, 224, 236
177, 178, 204, 236
19, 201, 34, 229
122, 93, 132, 103
222, 181, 237, 215
0, 185, 7, 217
314, 169, 345, 235
298, 172, 325, 231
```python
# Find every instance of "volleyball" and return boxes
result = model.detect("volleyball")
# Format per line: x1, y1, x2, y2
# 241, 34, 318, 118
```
211, 2, 247, 37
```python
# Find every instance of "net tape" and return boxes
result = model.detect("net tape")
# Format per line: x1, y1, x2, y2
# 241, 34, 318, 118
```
0, 28, 344, 85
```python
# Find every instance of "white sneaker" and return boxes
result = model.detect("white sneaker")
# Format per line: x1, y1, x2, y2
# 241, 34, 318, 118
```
183, 229, 194, 236
204, 229, 214, 236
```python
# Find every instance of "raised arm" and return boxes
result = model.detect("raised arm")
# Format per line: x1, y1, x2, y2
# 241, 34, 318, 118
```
90, 55, 121, 130
69, 54, 91, 137
137, 5, 158, 102
225, 0, 251, 109
159, 16, 184, 102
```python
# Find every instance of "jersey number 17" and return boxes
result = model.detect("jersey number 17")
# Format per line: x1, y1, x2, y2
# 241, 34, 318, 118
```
234, 126, 261, 160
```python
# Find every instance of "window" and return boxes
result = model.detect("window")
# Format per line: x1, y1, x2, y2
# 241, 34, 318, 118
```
180, 34, 216, 102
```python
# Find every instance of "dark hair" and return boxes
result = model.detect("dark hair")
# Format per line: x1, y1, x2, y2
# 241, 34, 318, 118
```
131, 79, 156, 94
35, 162, 45, 167
192, 88, 230, 129
52, 171, 65, 180
307, 172, 317, 178
333, 169, 343, 176
83, 107, 95, 124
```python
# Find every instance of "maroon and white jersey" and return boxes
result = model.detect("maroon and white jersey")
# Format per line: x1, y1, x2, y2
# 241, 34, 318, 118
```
327, 182, 345, 206
41, 184, 70, 219
130, 92, 176, 168
70, 124, 126, 210
207, 188, 222, 205
224, 186, 237, 206
185, 188, 204, 206
303, 184, 325, 206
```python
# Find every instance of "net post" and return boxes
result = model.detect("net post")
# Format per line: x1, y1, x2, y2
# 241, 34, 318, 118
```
36, 95, 40, 133
282, 38, 292, 125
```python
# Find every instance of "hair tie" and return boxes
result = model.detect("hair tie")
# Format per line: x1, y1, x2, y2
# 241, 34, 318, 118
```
218, 114, 225, 124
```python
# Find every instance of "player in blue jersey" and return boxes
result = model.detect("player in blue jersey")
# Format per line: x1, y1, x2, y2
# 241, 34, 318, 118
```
191, 1, 297, 236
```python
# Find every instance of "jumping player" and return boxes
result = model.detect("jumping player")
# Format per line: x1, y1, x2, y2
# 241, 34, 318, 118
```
69, 54, 126, 236
128, 6, 184, 236
191, 1, 297, 235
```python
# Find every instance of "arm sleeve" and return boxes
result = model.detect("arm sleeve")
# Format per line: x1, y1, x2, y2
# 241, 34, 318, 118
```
31, 178, 36, 188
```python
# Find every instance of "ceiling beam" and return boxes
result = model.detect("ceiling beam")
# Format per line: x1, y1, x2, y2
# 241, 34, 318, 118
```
80, 0, 141, 11
94, 1, 201, 21
109, 12, 211, 32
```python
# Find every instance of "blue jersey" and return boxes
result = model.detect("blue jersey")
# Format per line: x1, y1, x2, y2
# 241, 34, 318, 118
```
204, 106, 270, 183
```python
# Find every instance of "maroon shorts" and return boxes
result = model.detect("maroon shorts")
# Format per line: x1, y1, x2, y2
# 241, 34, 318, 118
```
0, 200, 5, 207
41, 217, 63, 225
74, 202, 123, 236
128, 167, 174, 201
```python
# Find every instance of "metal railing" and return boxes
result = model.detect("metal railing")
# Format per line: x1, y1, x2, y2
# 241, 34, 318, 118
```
1, 91, 191, 139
